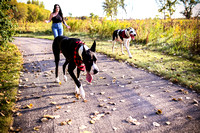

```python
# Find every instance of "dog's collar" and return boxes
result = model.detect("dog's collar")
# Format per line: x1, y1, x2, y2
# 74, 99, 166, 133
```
74, 41, 89, 71
118, 30, 129, 39
121, 30, 130, 38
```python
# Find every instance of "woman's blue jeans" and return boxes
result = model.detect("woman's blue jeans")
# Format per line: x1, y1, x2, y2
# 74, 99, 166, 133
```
52, 23, 63, 38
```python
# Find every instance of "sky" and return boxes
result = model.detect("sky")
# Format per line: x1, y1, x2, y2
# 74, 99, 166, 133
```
17, 0, 200, 19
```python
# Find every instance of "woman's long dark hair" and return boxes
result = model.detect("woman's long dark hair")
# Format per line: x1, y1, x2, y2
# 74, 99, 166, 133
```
53, 4, 63, 21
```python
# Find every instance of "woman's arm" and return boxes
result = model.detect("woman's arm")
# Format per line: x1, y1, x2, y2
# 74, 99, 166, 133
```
45, 13, 53, 23
63, 20, 70, 29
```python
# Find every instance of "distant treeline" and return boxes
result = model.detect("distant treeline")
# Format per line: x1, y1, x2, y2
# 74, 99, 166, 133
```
10, 0, 50, 22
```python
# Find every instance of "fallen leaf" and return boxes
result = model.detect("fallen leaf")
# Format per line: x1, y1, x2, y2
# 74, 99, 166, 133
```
16, 112, 22, 117
75, 94, 80, 99
156, 109, 162, 115
148, 94, 154, 97
42, 85, 47, 89
0, 93, 4, 96
56, 105, 61, 109
33, 126, 41, 131
184, 90, 189, 94
172, 98, 177, 101
113, 127, 118, 131
98, 103, 105, 107
90, 120, 95, 124
60, 121, 67, 126
126, 116, 141, 125
67, 119, 72, 125
48, 96, 53, 99
193, 99, 199, 104
81, 131, 91, 133
43, 115, 60, 119
9, 127, 22, 132
120, 100, 125, 103
108, 102, 116, 105
41, 118, 48, 122
100, 92, 105, 95
166, 121, 171, 125
186, 97, 191, 100
153, 122, 160, 127
23, 103, 33, 109
93, 111, 99, 115
50, 102, 57, 105
186, 115, 192, 120
0, 112, 5, 116
112, 108, 117, 111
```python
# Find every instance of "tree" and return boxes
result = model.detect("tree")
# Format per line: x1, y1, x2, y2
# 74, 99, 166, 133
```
179, 0, 200, 19
103, 0, 126, 20
39, 1, 44, 8
166, 0, 178, 18
156, 0, 167, 19
156, 0, 178, 19
13, 3, 28, 21
0, 0, 17, 45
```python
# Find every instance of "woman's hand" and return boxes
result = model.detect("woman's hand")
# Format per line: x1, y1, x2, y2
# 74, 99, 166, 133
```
45, 20, 50, 23
66, 25, 70, 29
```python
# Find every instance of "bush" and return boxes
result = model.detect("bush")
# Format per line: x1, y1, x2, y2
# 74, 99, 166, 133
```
0, 0, 17, 46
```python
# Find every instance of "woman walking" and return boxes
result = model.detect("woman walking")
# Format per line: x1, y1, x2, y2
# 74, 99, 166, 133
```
45, 4, 70, 38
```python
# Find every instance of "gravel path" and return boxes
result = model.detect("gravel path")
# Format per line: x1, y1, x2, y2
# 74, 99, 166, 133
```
12, 37, 200, 133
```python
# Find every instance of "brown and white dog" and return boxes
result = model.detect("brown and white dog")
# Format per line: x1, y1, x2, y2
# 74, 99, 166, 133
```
112, 27, 136, 58
52, 36, 99, 100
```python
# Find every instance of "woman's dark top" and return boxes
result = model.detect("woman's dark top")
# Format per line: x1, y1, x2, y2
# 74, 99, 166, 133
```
52, 13, 62, 23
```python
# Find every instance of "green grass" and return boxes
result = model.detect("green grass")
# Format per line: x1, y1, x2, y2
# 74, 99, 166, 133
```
15, 32, 200, 92
0, 43, 23, 133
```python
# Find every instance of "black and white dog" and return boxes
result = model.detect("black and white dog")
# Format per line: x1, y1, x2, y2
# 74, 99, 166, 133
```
112, 27, 136, 58
52, 36, 99, 99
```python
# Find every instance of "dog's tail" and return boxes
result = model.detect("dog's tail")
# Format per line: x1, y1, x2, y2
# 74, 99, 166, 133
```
52, 36, 62, 63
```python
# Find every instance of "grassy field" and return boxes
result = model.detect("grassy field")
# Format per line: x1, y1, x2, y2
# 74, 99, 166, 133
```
16, 32, 200, 92
17, 18, 200, 55
0, 43, 23, 133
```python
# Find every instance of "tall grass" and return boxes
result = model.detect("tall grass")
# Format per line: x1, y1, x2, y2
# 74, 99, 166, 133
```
0, 43, 23, 133
16, 17, 200, 55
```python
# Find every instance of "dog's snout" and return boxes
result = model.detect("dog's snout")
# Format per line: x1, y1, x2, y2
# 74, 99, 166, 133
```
93, 69, 98, 75
134, 34, 136, 36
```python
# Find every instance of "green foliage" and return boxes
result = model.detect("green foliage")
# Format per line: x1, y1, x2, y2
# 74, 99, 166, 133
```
16, 17, 200, 55
156, 0, 178, 19
179, 0, 200, 19
13, 0, 50, 22
13, 2, 28, 21
26, 3, 50, 22
0, 43, 23, 133
0, 0, 17, 45
103, 0, 126, 19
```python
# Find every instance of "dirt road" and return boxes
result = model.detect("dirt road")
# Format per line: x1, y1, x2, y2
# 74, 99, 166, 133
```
12, 37, 200, 133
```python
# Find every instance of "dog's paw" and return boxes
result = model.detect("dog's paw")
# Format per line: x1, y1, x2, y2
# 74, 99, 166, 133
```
55, 77, 60, 83
129, 56, 132, 59
64, 75, 67, 82
80, 85, 85, 99
75, 86, 80, 94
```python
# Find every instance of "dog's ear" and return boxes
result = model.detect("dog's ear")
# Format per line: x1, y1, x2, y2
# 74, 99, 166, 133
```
90, 40, 96, 52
